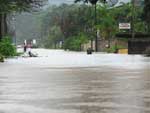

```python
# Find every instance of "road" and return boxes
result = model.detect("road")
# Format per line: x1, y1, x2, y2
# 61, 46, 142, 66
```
0, 49, 150, 113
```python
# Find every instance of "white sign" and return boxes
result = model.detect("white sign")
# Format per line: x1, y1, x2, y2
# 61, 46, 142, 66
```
24, 40, 27, 45
119, 23, 131, 30
33, 39, 36, 44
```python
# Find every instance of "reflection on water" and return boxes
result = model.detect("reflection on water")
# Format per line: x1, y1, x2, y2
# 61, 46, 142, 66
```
0, 49, 150, 113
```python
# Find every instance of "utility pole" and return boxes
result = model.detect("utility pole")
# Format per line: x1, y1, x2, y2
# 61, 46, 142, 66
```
94, 3, 98, 52
89, 0, 98, 52
89, 0, 106, 52
12, 12, 17, 46
131, 0, 135, 39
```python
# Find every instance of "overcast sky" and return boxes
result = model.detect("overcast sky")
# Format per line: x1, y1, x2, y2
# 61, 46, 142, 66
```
48, 0, 74, 5
48, 0, 131, 5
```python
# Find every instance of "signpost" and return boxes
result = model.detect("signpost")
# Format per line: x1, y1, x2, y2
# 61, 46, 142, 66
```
119, 23, 131, 30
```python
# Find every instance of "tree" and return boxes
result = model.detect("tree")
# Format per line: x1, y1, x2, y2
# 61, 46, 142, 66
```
41, 4, 95, 49
64, 32, 88, 51
74, 0, 106, 4
0, 0, 47, 39
48, 25, 63, 48
143, 0, 150, 32
96, 6, 117, 47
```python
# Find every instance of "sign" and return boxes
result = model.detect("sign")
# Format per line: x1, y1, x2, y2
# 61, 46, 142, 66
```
119, 23, 131, 30
33, 39, 36, 45
24, 40, 27, 45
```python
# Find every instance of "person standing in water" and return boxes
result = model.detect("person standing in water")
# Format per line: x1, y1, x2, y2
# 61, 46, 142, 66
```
27, 43, 32, 57
24, 42, 27, 53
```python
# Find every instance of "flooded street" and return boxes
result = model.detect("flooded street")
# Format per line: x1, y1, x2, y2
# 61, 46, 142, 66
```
0, 49, 150, 113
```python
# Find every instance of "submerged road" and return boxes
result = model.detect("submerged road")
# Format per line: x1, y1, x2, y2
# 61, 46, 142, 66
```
0, 49, 150, 113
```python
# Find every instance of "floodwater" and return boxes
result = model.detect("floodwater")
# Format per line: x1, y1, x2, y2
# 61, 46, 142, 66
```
0, 49, 150, 113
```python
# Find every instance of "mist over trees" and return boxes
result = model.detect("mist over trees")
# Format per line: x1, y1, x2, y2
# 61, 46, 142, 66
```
39, 1, 145, 50
14, 13, 42, 45
0, 0, 149, 51
0, 0, 48, 40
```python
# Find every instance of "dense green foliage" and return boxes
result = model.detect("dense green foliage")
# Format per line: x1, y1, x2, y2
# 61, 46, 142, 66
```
41, 2, 145, 51
143, 0, 150, 32
0, 0, 47, 39
0, 36, 16, 57
105, 45, 125, 53
0, 0, 47, 13
41, 4, 95, 50
0, 0, 48, 62
0, 53, 4, 62
96, 6, 117, 40
64, 33, 88, 51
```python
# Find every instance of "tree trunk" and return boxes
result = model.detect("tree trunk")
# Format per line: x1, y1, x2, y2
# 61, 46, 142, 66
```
0, 13, 7, 40
91, 39, 93, 50
0, 14, 2, 40
4, 14, 7, 35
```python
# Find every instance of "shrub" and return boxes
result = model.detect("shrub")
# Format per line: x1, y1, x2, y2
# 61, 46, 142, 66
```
64, 33, 88, 51
64, 37, 82, 51
0, 54, 4, 62
105, 45, 125, 53
0, 37, 16, 57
